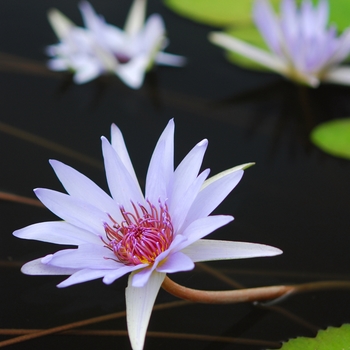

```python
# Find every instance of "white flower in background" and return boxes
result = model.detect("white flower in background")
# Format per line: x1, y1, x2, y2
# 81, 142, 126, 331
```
46, 0, 185, 88
209, 0, 350, 87
14, 120, 282, 350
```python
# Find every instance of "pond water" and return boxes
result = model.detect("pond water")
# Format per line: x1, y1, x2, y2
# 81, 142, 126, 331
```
0, 1, 350, 349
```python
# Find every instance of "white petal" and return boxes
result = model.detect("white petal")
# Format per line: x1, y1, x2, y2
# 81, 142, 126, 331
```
79, 1, 101, 32
110, 124, 140, 186
103, 264, 147, 285
169, 139, 208, 208
201, 163, 252, 190
168, 139, 208, 228
116, 55, 148, 89
126, 271, 165, 350
141, 14, 165, 50
155, 52, 186, 67
73, 63, 101, 84
170, 169, 210, 233
101, 137, 144, 212
178, 215, 233, 250
253, 0, 281, 54
182, 239, 282, 262
209, 32, 288, 74
21, 258, 78, 275
49, 160, 119, 218
48, 9, 76, 39
156, 251, 194, 273
34, 188, 107, 235
131, 266, 155, 287
323, 66, 350, 85
57, 268, 111, 288
46, 244, 121, 270
182, 169, 243, 229
47, 58, 69, 71
13, 221, 101, 245
145, 119, 174, 202
124, 0, 146, 36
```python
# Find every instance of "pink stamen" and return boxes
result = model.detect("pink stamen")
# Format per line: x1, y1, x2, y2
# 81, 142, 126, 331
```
103, 200, 174, 265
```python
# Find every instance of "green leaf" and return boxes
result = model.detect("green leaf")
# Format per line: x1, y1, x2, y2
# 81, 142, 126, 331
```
329, 0, 350, 32
268, 324, 350, 350
163, 0, 350, 32
311, 119, 350, 159
163, 0, 280, 27
163, 0, 253, 27
223, 26, 272, 71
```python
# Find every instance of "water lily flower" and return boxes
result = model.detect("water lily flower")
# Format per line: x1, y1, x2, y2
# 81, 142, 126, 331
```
46, 0, 185, 88
14, 120, 282, 350
209, 0, 350, 87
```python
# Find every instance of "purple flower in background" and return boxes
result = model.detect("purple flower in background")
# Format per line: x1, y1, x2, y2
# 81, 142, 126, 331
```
46, 0, 185, 88
209, 0, 350, 87
14, 120, 281, 350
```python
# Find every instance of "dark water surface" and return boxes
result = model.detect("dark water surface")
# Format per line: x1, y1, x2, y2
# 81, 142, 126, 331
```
0, 1, 350, 349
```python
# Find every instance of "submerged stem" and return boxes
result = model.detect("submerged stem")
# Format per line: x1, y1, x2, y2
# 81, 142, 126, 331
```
162, 277, 350, 304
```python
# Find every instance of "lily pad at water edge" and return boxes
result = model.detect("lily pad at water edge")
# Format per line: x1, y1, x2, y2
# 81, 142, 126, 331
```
267, 324, 350, 350
311, 119, 350, 159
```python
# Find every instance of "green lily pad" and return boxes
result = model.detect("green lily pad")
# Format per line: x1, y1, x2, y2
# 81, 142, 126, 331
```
311, 119, 350, 159
267, 324, 350, 350
329, 0, 350, 32
163, 0, 280, 27
164, 0, 350, 31
222, 26, 272, 71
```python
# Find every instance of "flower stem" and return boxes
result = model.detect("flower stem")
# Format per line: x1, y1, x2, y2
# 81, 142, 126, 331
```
162, 277, 350, 304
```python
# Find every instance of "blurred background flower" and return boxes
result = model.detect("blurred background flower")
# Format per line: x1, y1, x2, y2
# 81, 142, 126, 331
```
47, 0, 185, 88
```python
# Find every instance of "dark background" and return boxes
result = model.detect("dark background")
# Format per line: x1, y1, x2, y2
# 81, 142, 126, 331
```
0, 1, 349, 349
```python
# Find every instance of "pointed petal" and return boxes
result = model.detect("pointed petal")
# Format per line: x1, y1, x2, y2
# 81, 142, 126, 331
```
209, 32, 288, 74
49, 160, 119, 218
79, 1, 101, 31
110, 124, 139, 186
116, 55, 148, 89
13, 221, 101, 245
145, 119, 174, 202
155, 52, 186, 66
182, 169, 243, 228
48, 9, 76, 39
34, 188, 107, 235
103, 264, 146, 285
57, 268, 110, 288
21, 258, 78, 275
45, 244, 121, 270
124, 0, 146, 36
101, 137, 144, 211
170, 168, 210, 232
169, 139, 208, 208
253, 0, 281, 54
156, 251, 194, 273
168, 139, 208, 228
323, 66, 350, 85
202, 163, 252, 190
73, 63, 101, 84
126, 271, 165, 350
182, 239, 282, 262
178, 215, 233, 250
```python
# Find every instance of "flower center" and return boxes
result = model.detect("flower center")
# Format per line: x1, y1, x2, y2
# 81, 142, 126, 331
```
103, 201, 174, 265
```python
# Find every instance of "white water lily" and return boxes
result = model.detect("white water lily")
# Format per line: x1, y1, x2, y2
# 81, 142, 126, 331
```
14, 120, 282, 350
46, 0, 185, 88
209, 0, 350, 87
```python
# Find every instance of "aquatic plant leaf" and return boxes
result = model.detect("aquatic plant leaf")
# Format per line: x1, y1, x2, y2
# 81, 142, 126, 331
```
163, 0, 280, 27
328, 0, 350, 32
164, 0, 350, 31
311, 119, 350, 159
268, 324, 350, 350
